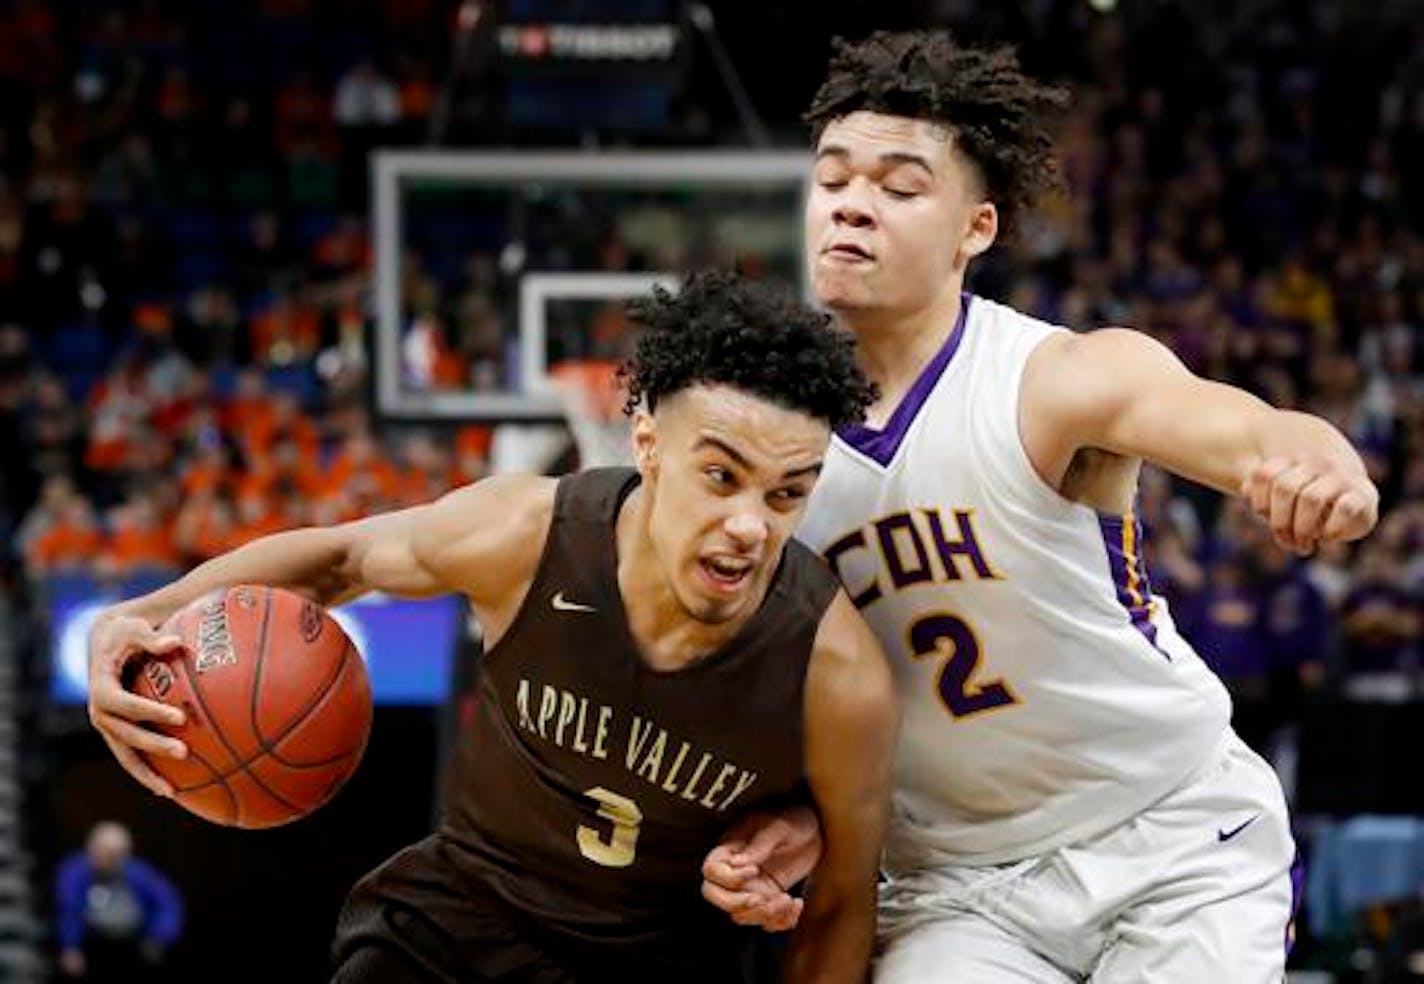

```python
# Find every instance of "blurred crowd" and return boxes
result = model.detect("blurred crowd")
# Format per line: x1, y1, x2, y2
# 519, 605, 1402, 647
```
0, 0, 1418, 715
0, 0, 496, 604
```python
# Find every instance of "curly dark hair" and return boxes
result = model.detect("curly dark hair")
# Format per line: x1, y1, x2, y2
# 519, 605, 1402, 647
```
805, 31, 1068, 238
620, 269, 876, 427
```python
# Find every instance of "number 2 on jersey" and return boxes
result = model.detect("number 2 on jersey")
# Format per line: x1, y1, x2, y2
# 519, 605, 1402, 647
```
909, 613, 1017, 718
577, 786, 642, 868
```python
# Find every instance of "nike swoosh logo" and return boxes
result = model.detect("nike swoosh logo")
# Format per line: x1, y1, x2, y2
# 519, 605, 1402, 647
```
551, 592, 597, 614
1218, 815, 1260, 842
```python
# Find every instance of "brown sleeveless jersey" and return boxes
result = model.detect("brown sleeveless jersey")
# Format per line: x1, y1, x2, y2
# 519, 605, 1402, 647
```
438, 467, 839, 958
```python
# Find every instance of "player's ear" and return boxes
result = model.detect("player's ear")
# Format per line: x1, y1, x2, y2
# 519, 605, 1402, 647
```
959, 200, 998, 262
631, 410, 658, 478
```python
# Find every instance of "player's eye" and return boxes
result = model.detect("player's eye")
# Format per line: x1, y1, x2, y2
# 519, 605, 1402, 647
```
770, 486, 808, 507
884, 187, 919, 200
704, 466, 734, 487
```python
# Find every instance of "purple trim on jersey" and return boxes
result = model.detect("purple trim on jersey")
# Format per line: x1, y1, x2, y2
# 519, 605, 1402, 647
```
1286, 850, 1304, 954
1098, 511, 1170, 658
835, 293, 973, 467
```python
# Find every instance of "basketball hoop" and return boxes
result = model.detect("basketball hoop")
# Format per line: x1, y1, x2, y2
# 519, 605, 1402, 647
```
548, 359, 633, 468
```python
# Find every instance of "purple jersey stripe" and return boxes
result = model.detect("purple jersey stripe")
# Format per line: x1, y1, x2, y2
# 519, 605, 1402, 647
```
1098, 511, 1168, 657
1286, 849, 1304, 954
835, 293, 972, 467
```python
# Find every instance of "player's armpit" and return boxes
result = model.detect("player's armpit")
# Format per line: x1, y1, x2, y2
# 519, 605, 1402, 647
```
783, 592, 899, 984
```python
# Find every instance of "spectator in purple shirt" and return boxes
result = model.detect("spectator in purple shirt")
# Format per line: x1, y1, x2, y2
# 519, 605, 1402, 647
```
55, 821, 182, 983
1340, 542, 1420, 699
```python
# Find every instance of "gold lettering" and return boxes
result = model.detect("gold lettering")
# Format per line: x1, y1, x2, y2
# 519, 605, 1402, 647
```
636, 730, 667, 783
626, 716, 654, 771
660, 742, 691, 793
572, 698, 590, 754
515, 680, 537, 733
592, 707, 612, 759
719, 770, 758, 811
701, 763, 738, 809
680, 753, 713, 801
556, 691, 577, 747
537, 686, 557, 739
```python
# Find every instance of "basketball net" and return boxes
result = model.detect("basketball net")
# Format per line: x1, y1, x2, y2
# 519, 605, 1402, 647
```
547, 359, 633, 469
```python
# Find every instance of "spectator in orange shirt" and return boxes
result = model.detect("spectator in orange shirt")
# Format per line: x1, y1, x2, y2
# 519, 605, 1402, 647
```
230, 487, 298, 546
395, 432, 458, 506
237, 391, 320, 468
453, 424, 491, 485
236, 436, 326, 506
173, 487, 237, 563
178, 441, 235, 500
321, 429, 402, 517
100, 496, 178, 578
221, 368, 273, 435
25, 496, 102, 578
248, 293, 321, 366
84, 358, 153, 474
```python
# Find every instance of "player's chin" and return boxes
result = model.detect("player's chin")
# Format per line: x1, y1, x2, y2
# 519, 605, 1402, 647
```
812, 269, 874, 310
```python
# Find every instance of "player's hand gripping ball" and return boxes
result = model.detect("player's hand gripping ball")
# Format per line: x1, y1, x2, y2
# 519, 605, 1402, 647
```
131, 585, 373, 828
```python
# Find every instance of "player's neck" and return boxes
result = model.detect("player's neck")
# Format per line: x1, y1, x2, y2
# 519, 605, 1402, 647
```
842, 288, 964, 429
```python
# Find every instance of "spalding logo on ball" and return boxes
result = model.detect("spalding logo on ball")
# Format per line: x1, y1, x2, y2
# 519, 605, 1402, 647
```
132, 585, 374, 829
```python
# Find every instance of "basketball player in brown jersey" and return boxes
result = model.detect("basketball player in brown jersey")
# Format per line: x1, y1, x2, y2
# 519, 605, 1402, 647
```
85, 270, 899, 983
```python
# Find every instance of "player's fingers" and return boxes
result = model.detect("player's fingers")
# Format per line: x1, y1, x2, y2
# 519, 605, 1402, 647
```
1289, 475, 1344, 553
99, 732, 174, 798
91, 681, 185, 728
764, 897, 805, 933
701, 856, 757, 890
754, 892, 799, 929
736, 816, 800, 867
731, 903, 772, 927
143, 633, 185, 655
702, 842, 744, 871
1243, 458, 1291, 518
1267, 462, 1313, 551
95, 714, 187, 761
1322, 488, 1379, 542
700, 881, 754, 914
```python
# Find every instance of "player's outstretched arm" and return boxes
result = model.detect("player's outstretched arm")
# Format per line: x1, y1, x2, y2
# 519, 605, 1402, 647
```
783, 592, 898, 983
1022, 328, 1379, 554
87, 473, 553, 797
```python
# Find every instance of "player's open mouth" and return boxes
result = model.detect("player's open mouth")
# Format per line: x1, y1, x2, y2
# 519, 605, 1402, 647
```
700, 557, 752, 591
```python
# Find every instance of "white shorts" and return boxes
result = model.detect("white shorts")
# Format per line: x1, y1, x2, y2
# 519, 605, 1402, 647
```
876, 731, 1301, 983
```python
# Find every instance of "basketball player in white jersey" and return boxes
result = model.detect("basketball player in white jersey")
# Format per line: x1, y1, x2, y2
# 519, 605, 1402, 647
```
701, 31, 1379, 981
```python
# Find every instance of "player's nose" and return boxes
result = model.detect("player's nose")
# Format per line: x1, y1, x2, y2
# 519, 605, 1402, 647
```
832, 182, 876, 228
723, 506, 769, 550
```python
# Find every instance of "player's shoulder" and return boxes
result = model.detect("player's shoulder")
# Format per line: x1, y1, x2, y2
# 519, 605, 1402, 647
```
1025, 325, 1183, 404
414, 474, 557, 583
811, 590, 890, 677
807, 590, 897, 720
433, 472, 558, 531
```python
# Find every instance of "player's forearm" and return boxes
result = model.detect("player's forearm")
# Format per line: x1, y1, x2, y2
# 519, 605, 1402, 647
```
782, 886, 876, 984
108, 526, 359, 627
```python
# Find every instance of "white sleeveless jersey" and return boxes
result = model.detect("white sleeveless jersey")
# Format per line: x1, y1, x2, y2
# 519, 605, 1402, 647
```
798, 294, 1231, 868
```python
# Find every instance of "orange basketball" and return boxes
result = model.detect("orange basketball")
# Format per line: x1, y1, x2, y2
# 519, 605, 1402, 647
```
132, 585, 373, 829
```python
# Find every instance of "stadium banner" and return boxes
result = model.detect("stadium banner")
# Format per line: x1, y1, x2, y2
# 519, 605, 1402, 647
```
47, 593, 466, 707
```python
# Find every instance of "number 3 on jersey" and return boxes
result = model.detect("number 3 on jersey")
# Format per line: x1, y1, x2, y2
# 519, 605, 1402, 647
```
577, 787, 642, 868
909, 613, 1017, 718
